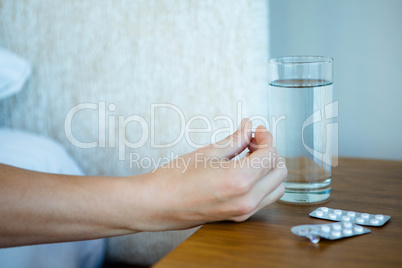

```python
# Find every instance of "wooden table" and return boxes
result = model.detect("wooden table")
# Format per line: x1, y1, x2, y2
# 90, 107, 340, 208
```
154, 158, 402, 268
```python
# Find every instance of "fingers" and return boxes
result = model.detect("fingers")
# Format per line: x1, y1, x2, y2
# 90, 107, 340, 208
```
236, 125, 280, 181
239, 161, 287, 219
198, 123, 286, 224
256, 183, 285, 209
247, 125, 273, 153
202, 118, 252, 160
249, 162, 287, 201
226, 125, 286, 222
230, 183, 285, 222
247, 183, 286, 218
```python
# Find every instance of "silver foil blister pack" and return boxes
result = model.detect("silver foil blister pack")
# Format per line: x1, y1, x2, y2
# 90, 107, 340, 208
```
291, 222, 371, 243
309, 207, 391, 226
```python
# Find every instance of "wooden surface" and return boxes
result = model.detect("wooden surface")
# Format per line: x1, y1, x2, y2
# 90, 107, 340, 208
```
153, 158, 402, 268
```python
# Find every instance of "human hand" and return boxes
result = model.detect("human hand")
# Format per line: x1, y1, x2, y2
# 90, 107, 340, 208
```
130, 119, 287, 231
0, 118, 287, 246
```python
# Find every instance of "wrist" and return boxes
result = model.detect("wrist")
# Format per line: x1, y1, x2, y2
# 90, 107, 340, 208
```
113, 173, 167, 232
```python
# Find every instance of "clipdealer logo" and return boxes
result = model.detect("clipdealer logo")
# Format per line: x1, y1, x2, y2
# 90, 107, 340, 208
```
64, 101, 338, 167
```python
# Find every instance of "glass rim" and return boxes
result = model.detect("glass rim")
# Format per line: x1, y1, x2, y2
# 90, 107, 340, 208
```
268, 56, 333, 65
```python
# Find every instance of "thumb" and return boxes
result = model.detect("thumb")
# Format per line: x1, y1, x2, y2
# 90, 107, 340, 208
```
247, 125, 274, 154
202, 118, 252, 159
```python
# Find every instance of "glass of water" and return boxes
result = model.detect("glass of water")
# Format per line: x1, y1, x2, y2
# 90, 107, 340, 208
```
268, 56, 335, 204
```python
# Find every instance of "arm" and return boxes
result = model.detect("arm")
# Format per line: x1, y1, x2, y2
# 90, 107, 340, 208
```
0, 119, 287, 248
0, 163, 145, 247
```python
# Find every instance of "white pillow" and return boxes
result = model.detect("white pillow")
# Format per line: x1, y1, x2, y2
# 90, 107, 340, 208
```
0, 47, 31, 100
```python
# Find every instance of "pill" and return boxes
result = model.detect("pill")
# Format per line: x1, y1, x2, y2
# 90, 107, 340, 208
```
329, 213, 337, 219
342, 215, 351, 221
343, 229, 353, 235
356, 217, 365, 224
343, 222, 352, 228
315, 211, 324, 217
292, 222, 371, 242
320, 207, 329, 212
375, 214, 384, 220
331, 230, 341, 237
309, 208, 391, 227
347, 211, 356, 217
334, 209, 342, 215
321, 225, 331, 232
354, 226, 364, 233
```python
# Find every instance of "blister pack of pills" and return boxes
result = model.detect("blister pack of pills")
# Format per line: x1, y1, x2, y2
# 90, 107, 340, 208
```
309, 207, 391, 226
291, 222, 371, 243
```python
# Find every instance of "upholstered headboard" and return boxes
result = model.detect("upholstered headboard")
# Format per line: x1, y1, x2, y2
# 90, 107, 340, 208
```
0, 0, 269, 265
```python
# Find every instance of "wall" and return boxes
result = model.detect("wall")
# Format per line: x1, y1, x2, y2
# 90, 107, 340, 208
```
0, 0, 269, 265
0, 0, 270, 176
270, 0, 402, 160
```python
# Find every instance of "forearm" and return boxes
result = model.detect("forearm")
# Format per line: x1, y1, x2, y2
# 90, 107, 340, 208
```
0, 163, 146, 248
0, 121, 287, 248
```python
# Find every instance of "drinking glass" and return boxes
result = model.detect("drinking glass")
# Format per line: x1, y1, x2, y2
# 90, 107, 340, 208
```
268, 56, 336, 203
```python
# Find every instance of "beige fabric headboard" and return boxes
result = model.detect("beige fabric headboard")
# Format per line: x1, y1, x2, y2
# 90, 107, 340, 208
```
0, 0, 269, 265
